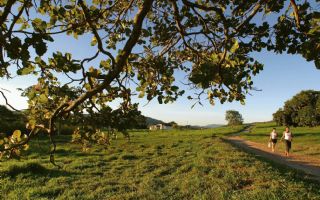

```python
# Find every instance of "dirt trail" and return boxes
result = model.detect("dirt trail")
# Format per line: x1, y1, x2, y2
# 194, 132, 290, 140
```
223, 136, 320, 182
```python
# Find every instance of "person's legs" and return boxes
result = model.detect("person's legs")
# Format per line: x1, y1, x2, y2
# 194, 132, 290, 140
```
285, 140, 289, 156
272, 139, 277, 152
273, 142, 276, 152
271, 142, 275, 152
287, 141, 291, 156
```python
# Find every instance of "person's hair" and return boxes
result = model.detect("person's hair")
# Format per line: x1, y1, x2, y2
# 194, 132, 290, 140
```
273, 128, 276, 130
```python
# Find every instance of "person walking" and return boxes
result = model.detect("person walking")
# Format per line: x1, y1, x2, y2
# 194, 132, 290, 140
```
281, 126, 293, 157
269, 128, 278, 152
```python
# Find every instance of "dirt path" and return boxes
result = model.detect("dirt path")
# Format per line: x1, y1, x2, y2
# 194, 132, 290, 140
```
223, 136, 320, 182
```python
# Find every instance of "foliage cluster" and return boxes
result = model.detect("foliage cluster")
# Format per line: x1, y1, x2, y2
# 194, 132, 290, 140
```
0, 130, 29, 159
273, 90, 320, 127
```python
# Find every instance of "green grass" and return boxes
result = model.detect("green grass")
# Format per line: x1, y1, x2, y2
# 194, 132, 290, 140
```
0, 128, 319, 199
241, 122, 320, 159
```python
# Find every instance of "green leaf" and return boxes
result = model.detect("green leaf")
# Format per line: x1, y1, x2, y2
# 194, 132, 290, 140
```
100, 60, 110, 69
12, 130, 22, 141
73, 32, 78, 39
38, 94, 48, 104
157, 96, 163, 104
17, 64, 35, 75
23, 144, 29, 150
91, 37, 97, 46
35, 41, 47, 56
230, 39, 239, 53
64, 5, 74, 9
66, 53, 71, 61
240, 99, 245, 105
32, 18, 47, 31
138, 91, 145, 98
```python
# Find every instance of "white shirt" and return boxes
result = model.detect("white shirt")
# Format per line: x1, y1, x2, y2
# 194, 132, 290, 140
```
271, 131, 277, 139
284, 132, 292, 141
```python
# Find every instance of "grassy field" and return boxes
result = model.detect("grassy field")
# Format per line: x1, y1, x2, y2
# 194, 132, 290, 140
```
241, 122, 320, 159
1, 126, 320, 200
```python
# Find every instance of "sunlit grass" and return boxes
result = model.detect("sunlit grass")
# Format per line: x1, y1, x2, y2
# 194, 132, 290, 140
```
241, 122, 320, 159
0, 127, 319, 199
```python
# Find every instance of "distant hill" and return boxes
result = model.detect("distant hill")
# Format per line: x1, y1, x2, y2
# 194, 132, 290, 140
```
145, 117, 223, 128
145, 117, 165, 126
203, 124, 224, 128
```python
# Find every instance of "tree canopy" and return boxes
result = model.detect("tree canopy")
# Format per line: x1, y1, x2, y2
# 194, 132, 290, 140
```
225, 110, 243, 125
273, 90, 320, 127
0, 0, 319, 161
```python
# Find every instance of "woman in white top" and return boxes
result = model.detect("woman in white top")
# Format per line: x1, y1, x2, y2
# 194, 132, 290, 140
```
269, 128, 278, 152
281, 126, 293, 156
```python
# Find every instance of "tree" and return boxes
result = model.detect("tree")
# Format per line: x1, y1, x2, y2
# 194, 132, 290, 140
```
0, 0, 319, 161
272, 108, 285, 126
167, 121, 178, 128
273, 90, 320, 127
225, 110, 243, 126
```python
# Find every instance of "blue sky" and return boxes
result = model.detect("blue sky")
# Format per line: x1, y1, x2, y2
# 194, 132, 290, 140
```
1, 2, 320, 126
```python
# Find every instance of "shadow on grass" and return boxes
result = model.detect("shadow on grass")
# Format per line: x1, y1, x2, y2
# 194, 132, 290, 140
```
1, 162, 73, 178
122, 154, 139, 160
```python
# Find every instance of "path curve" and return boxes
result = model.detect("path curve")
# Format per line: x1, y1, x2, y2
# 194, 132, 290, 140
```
223, 136, 320, 182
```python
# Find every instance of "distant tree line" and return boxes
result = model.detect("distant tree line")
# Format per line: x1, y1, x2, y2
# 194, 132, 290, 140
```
273, 90, 320, 127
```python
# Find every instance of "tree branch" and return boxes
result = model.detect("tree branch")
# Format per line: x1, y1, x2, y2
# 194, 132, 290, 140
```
0, 89, 19, 111
170, 0, 198, 54
79, 0, 116, 68
234, 0, 267, 33
290, 0, 301, 29
62, 0, 154, 114
7, 0, 29, 36
0, 0, 17, 25
181, 0, 227, 23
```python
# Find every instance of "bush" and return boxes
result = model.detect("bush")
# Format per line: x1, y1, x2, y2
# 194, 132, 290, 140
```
273, 90, 320, 127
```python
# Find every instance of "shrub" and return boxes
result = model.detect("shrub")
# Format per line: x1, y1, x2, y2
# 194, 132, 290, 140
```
273, 90, 320, 127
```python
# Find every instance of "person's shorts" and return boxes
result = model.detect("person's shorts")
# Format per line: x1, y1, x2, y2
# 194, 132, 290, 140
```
285, 140, 291, 151
271, 139, 277, 144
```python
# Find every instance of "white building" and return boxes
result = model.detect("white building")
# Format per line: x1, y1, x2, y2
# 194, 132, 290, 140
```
149, 124, 171, 131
